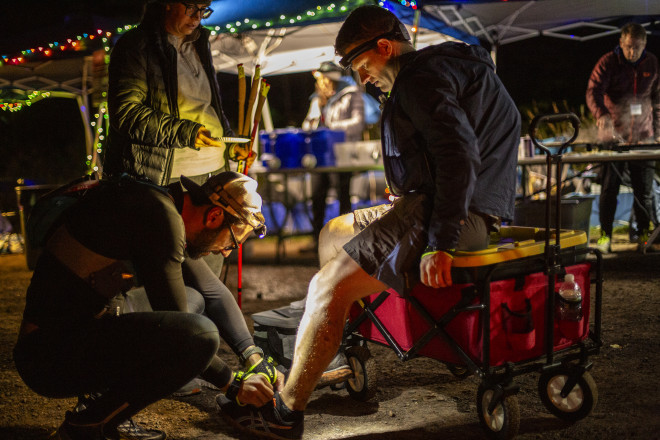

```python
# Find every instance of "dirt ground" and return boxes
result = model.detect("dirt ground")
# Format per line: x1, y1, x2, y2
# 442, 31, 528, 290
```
1, 234, 659, 440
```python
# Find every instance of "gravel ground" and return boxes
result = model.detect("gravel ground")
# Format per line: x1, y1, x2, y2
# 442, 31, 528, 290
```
1, 234, 659, 440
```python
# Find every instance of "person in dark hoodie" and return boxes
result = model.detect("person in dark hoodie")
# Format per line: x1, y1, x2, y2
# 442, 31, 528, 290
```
217, 6, 520, 439
586, 22, 660, 254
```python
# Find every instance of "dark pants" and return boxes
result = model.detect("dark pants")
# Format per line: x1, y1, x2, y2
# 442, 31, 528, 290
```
121, 258, 254, 388
14, 311, 219, 430
599, 161, 655, 238
311, 172, 352, 240
182, 257, 254, 356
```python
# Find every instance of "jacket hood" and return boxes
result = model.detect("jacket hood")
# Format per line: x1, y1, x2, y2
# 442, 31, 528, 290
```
404, 42, 495, 72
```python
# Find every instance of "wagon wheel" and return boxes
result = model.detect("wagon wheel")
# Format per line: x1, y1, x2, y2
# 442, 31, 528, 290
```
446, 363, 472, 380
538, 368, 598, 422
345, 346, 377, 401
476, 384, 520, 440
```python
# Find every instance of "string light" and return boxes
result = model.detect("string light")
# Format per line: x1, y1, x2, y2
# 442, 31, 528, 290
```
0, 0, 374, 169
0, 26, 134, 67
379, 0, 417, 10
0, 91, 52, 112
220, 0, 367, 34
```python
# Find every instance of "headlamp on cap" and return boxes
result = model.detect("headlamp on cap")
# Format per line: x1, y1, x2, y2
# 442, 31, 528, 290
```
180, 173, 267, 239
339, 22, 411, 69
206, 183, 267, 238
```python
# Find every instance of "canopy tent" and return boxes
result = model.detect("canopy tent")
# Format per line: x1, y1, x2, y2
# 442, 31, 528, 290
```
203, 0, 479, 130
205, 0, 478, 76
0, 39, 112, 173
2, 0, 659, 164
416, 0, 660, 46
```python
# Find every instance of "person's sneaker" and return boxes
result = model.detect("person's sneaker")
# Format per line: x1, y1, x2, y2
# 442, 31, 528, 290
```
316, 351, 352, 389
51, 417, 166, 440
110, 419, 167, 440
172, 377, 220, 397
49, 418, 104, 440
636, 230, 650, 253
217, 391, 303, 440
595, 233, 611, 254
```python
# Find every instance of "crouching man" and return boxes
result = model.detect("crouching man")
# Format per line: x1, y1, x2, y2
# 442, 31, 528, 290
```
14, 171, 278, 440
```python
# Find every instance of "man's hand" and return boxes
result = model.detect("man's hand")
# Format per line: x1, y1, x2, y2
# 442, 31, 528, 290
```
420, 251, 453, 288
247, 356, 284, 391
195, 127, 224, 149
237, 374, 274, 406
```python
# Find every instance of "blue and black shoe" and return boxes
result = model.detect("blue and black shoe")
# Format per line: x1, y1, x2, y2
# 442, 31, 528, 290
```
217, 391, 303, 440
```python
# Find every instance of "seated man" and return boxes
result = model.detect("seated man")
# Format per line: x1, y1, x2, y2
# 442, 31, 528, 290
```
218, 6, 520, 439
14, 171, 278, 440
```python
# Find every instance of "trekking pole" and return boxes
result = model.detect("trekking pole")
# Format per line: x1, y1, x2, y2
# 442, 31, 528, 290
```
236, 69, 268, 309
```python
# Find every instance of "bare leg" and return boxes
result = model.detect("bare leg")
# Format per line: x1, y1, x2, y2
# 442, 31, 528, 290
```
318, 213, 360, 267
280, 250, 388, 410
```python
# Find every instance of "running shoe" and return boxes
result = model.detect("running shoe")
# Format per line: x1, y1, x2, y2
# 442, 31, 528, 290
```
316, 351, 352, 388
111, 419, 167, 440
595, 233, 611, 254
637, 230, 650, 253
217, 391, 303, 440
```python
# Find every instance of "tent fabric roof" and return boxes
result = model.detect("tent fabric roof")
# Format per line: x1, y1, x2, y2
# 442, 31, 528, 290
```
418, 0, 660, 44
207, 0, 478, 76
0, 57, 95, 94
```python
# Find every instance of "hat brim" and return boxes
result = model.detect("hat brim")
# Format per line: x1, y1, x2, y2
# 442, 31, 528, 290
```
180, 176, 210, 206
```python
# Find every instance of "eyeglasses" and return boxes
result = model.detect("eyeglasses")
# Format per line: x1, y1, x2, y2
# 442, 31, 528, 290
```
180, 2, 214, 19
222, 225, 240, 252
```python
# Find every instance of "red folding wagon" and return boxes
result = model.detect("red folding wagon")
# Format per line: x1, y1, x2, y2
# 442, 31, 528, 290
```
339, 114, 603, 439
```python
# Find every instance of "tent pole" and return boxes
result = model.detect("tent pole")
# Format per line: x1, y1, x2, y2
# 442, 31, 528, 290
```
412, 9, 421, 48
79, 58, 94, 171
75, 94, 94, 172
262, 97, 274, 132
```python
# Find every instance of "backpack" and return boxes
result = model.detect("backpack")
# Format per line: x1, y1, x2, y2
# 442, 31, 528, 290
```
26, 173, 165, 250
251, 305, 304, 369
26, 172, 101, 250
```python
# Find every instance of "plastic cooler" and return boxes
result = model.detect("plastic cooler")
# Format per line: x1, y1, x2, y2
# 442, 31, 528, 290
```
259, 129, 345, 169
259, 129, 308, 169
306, 128, 345, 167
348, 225, 591, 367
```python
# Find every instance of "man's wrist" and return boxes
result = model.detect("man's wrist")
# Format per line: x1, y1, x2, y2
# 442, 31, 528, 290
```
239, 345, 264, 366
225, 371, 245, 405
422, 246, 455, 259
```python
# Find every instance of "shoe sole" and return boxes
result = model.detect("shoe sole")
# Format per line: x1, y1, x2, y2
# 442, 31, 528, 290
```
218, 407, 299, 440
315, 367, 353, 389
172, 387, 202, 397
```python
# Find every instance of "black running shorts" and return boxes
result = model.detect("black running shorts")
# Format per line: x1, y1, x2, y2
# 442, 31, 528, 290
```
343, 194, 490, 294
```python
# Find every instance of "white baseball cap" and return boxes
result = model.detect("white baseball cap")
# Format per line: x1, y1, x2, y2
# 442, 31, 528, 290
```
180, 171, 267, 238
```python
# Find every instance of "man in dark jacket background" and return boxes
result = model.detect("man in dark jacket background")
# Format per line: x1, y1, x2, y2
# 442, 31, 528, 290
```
218, 6, 520, 439
586, 22, 660, 253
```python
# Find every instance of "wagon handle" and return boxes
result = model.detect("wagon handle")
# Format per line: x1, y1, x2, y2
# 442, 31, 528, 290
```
529, 113, 580, 156
528, 113, 581, 365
